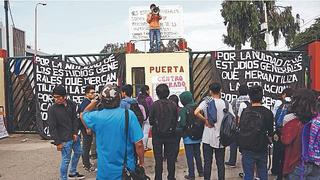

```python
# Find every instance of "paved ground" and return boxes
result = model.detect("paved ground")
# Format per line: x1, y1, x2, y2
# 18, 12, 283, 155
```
0, 134, 276, 180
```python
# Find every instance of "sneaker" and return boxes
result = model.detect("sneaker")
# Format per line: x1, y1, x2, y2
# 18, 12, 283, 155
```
68, 172, 85, 179
184, 175, 195, 180
239, 172, 244, 178
198, 172, 204, 177
83, 162, 94, 168
84, 166, 97, 172
225, 162, 236, 168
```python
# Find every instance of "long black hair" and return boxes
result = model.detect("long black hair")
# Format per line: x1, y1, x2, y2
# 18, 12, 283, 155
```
290, 88, 316, 123
140, 85, 150, 96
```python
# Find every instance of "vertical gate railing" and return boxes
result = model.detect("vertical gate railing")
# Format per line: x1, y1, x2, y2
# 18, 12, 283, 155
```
5, 56, 37, 132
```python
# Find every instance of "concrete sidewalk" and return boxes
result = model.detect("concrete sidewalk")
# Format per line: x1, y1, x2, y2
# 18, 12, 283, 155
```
0, 134, 275, 180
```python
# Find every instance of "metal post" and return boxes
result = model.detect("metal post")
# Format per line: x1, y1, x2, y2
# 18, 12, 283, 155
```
4, 0, 10, 57
35, 5, 37, 59
264, 1, 270, 50
34, 3, 46, 60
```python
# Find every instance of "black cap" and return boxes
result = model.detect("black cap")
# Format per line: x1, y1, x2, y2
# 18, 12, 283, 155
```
52, 85, 66, 96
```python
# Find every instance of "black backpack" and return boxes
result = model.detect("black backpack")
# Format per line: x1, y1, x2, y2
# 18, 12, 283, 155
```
238, 107, 266, 152
185, 106, 204, 140
154, 100, 177, 137
130, 103, 144, 127
220, 100, 237, 147
137, 95, 150, 120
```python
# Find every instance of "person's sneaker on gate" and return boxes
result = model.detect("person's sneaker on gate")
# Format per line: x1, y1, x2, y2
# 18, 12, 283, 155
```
84, 166, 97, 172
184, 175, 195, 180
225, 162, 236, 168
68, 172, 85, 179
198, 172, 204, 177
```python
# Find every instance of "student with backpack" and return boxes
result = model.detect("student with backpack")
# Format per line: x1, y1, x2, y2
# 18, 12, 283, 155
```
178, 91, 204, 179
281, 88, 320, 179
238, 85, 274, 180
169, 94, 182, 162
149, 84, 179, 180
137, 85, 154, 150
194, 82, 234, 180
225, 84, 250, 168
271, 88, 293, 179
120, 84, 146, 126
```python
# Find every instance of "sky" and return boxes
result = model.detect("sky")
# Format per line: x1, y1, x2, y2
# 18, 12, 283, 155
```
0, 0, 320, 55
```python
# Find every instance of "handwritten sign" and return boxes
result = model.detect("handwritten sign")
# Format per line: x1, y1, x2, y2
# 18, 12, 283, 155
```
129, 5, 183, 40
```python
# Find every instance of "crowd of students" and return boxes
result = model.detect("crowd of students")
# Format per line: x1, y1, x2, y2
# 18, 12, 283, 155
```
48, 82, 320, 180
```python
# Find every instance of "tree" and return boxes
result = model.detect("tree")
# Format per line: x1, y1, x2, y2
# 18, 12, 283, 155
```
221, 1, 299, 50
290, 18, 320, 49
100, 43, 126, 54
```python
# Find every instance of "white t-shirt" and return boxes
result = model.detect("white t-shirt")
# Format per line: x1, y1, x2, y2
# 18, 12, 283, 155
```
197, 97, 234, 148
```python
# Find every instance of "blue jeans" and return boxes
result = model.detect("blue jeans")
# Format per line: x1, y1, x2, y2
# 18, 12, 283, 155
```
242, 150, 268, 180
203, 143, 225, 180
149, 29, 161, 52
184, 143, 203, 177
286, 163, 320, 180
227, 141, 238, 165
60, 138, 82, 180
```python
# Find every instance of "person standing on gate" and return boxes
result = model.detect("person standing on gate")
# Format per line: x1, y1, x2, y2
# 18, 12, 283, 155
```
225, 84, 250, 168
83, 84, 145, 179
237, 85, 274, 180
120, 84, 146, 126
48, 85, 85, 180
194, 82, 234, 180
179, 91, 204, 180
79, 85, 97, 172
147, 3, 162, 52
137, 85, 154, 150
149, 84, 179, 180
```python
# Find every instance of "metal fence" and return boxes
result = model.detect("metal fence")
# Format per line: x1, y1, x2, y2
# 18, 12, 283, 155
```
5, 56, 36, 132
5, 53, 126, 133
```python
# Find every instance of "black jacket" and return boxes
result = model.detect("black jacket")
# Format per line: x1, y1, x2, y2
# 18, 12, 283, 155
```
48, 99, 79, 145
149, 99, 178, 137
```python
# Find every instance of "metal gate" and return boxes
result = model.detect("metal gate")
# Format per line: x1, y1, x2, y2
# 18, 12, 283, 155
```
190, 51, 310, 103
5, 56, 36, 132
5, 53, 125, 134
190, 52, 217, 103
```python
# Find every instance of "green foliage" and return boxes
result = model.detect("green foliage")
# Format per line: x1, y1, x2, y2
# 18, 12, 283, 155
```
100, 43, 126, 54
291, 18, 320, 49
221, 0, 299, 50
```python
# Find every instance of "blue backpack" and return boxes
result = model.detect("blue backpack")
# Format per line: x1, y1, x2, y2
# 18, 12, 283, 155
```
275, 102, 290, 128
207, 99, 217, 126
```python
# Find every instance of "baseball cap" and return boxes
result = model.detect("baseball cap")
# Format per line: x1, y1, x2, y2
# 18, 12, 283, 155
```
100, 84, 120, 104
52, 85, 66, 96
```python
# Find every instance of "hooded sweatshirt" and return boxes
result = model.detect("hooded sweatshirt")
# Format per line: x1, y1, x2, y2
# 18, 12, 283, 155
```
179, 91, 202, 144
120, 97, 146, 120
